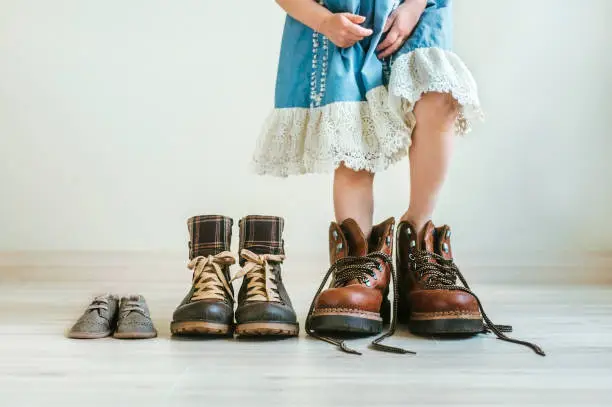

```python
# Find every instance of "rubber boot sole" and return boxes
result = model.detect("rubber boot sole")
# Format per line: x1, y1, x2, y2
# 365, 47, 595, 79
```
66, 331, 112, 339
113, 330, 158, 339
309, 299, 390, 335
409, 312, 483, 335
170, 321, 233, 336
398, 294, 483, 334
235, 322, 299, 337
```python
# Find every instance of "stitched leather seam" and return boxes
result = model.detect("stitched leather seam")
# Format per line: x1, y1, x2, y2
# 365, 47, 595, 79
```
411, 311, 480, 316
313, 308, 379, 316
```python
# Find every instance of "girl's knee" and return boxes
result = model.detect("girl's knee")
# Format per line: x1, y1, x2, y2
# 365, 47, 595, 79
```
335, 163, 374, 182
415, 92, 459, 121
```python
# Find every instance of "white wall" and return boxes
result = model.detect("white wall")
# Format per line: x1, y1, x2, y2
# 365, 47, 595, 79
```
1, 0, 611, 254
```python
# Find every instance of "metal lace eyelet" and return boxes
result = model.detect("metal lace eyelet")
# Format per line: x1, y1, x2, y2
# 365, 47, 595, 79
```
442, 243, 449, 253
364, 279, 371, 287
410, 240, 416, 248
446, 230, 451, 238
408, 254, 415, 261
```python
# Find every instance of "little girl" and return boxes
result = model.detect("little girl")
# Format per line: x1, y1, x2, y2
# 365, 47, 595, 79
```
254, 0, 481, 235
254, 1, 543, 355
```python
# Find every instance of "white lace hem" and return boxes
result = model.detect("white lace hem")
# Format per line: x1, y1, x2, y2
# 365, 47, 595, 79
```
253, 86, 410, 177
389, 47, 484, 135
253, 47, 483, 177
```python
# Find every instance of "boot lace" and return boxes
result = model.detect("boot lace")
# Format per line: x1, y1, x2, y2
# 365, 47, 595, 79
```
230, 249, 285, 303
306, 251, 416, 356
411, 250, 546, 356
189, 252, 236, 302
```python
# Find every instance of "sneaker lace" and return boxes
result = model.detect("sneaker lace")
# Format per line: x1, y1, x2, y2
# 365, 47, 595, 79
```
120, 298, 149, 317
230, 249, 285, 303
87, 295, 112, 313
411, 250, 545, 356
306, 251, 416, 356
189, 252, 236, 302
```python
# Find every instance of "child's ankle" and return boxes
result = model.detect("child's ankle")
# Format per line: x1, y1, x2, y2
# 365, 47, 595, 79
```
400, 213, 431, 242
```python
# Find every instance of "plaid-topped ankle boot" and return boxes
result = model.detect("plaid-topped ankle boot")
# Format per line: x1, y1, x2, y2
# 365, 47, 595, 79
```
171, 215, 236, 336
231, 216, 299, 336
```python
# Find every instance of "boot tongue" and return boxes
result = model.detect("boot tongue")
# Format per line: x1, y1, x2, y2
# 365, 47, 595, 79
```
339, 219, 368, 257
421, 221, 436, 253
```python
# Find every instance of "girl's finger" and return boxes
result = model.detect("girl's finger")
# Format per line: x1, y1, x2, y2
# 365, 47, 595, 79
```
376, 30, 399, 51
378, 37, 405, 58
382, 11, 397, 33
343, 13, 367, 25
346, 22, 373, 37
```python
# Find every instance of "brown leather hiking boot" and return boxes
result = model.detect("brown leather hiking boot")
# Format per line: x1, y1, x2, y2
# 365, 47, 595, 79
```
396, 221, 483, 333
171, 215, 236, 336
396, 220, 545, 356
306, 218, 413, 355
232, 216, 299, 337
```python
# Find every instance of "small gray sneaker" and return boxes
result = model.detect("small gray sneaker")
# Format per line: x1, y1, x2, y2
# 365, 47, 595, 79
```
67, 294, 119, 339
113, 295, 157, 339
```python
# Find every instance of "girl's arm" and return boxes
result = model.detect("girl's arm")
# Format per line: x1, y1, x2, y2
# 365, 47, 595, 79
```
276, 0, 373, 48
275, 0, 332, 32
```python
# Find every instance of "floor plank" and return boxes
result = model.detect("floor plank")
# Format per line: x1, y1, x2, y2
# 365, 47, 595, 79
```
0, 256, 611, 407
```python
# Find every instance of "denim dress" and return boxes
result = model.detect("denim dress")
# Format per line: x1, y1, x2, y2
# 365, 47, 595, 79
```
253, 0, 482, 177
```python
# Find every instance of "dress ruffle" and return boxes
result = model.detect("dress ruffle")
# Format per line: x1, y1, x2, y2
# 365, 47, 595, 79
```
389, 47, 484, 135
253, 47, 483, 177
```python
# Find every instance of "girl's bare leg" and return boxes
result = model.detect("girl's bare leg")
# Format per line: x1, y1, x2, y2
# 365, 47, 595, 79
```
333, 164, 375, 236
401, 92, 459, 240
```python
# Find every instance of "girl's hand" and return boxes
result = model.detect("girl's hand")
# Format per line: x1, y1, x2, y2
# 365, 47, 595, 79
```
377, 0, 427, 58
319, 13, 373, 48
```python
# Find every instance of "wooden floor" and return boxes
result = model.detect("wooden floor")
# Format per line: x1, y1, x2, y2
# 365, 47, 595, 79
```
1, 253, 611, 407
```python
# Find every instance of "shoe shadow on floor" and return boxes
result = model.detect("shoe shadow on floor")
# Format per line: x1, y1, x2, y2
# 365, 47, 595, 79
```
307, 332, 382, 340
166, 333, 298, 343
392, 324, 481, 342
302, 331, 390, 347
235, 335, 299, 343
168, 334, 235, 342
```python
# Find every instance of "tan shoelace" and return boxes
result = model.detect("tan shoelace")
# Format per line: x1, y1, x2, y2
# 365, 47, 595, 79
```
230, 249, 285, 302
189, 252, 236, 302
